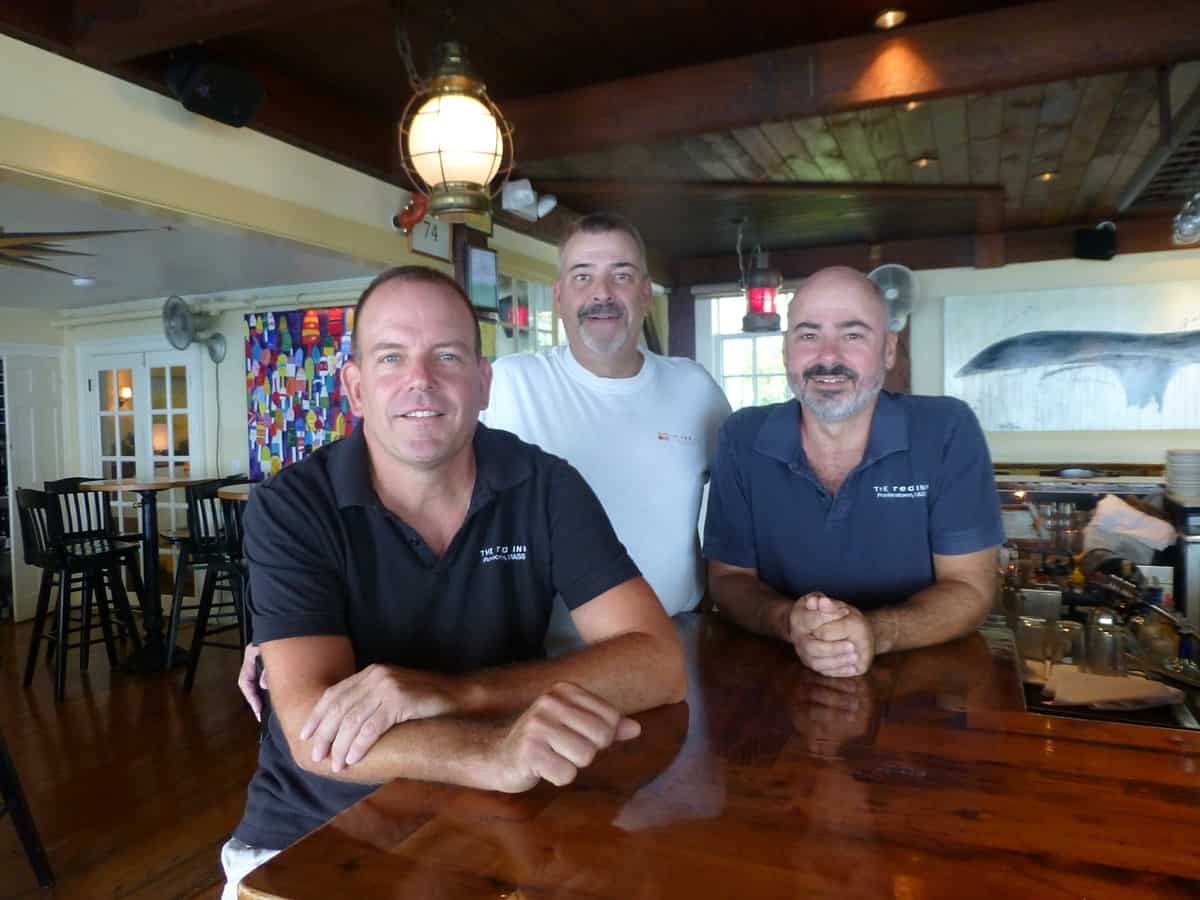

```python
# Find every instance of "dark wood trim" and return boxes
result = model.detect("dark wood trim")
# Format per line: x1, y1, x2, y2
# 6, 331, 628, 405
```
70, 0, 363, 63
535, 179, 1006, 204
505, 0, 1200, 162
667, 285, 696, 359
674, 213, 1185, 285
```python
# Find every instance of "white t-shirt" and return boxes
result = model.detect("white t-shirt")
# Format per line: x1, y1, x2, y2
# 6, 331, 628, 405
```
482, 345, 730, 647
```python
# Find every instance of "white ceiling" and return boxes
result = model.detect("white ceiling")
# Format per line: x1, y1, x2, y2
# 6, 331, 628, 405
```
0, 173, 380, 310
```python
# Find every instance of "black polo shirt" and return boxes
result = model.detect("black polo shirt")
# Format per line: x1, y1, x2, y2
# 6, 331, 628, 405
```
233, 424, 640, 850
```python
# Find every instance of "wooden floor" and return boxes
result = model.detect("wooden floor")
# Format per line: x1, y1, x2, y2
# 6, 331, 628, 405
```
0, 618, 260, 899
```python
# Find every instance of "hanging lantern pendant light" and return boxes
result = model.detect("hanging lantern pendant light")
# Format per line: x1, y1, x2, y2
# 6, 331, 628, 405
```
743, 245, 782, 333
398, 36, 514, 222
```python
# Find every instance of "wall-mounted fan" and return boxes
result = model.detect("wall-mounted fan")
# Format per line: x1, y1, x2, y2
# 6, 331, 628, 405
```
162, 295, 227, 362
867, 264, 916, 332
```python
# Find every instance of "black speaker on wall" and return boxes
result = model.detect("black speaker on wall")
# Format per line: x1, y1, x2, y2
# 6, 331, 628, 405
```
166, 51, 263, 128
1073, 225, 1118, 261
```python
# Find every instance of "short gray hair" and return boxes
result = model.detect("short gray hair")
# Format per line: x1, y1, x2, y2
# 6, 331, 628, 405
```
558, 211, 648, 275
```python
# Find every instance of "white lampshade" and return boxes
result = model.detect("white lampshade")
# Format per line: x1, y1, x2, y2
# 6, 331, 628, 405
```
407, 93, 503, 188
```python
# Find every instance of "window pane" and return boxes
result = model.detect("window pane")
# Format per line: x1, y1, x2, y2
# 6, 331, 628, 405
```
99, 371, 116, 411
758, 375, 792, 405
101, 417, 116, 456
152, 415, 168, 456
171, 367, 187, 408
103, 461, 116, 479
116, 369, 134, 411
154, 459, 169, 473
723, 376, 755, 411
120, 461, 136, 479
118, 414, 136, 456
151, 367, 167, 410
172, 415, 190, 455
721, 337, 754, 376
717, 297, 745, 335
756, 335, 785, 373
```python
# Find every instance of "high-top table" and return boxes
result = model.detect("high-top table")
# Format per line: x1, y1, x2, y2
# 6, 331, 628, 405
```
240, 614, 1200, 899
80, 475, 213, 672
217, 483, 252, 503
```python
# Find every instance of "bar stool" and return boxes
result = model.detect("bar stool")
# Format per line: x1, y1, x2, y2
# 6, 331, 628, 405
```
0, 729, 53, 888
43, 476, 144, 601
164, 477, 250, 690
17, 488, 143, 701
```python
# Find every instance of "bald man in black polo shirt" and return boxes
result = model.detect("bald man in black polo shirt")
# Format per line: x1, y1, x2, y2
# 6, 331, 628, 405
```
220, 266, 685, 898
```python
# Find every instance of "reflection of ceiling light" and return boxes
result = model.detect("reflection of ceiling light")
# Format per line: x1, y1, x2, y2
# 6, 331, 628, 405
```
1034, 171, 1057, 182
119, 386, 133, 401
1173, 191, 1200, 245
72, 276, 96, 287
911, 156, 937, 168
874, 8, 908, 29
904, 100, 921, 112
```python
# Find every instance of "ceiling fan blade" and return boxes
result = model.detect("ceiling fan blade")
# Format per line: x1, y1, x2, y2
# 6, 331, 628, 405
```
12, 244, 97, 258
0, 228, 151, 247
0, 255, 79, 277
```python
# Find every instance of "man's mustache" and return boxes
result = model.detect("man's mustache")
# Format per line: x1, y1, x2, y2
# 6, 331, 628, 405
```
578, 301, 624, 323
803, 364, 857, 380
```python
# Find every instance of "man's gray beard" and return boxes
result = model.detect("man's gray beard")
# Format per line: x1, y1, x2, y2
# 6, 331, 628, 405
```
578, 318, 629, 355
790, 374, 883, 423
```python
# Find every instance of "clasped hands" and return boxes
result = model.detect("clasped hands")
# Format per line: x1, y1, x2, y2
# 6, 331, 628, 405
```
240, 646, 639, 792
786, 593, 876, 677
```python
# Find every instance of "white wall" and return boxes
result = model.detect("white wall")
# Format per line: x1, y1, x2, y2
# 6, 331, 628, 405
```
911, 248, 1200, 464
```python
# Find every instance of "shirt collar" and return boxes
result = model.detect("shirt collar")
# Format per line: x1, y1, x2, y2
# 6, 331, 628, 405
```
752, 391, 909, 468
329, 421, 533, 510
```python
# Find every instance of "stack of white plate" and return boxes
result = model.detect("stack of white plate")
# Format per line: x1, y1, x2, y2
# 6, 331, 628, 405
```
1167, 449, 1200, 498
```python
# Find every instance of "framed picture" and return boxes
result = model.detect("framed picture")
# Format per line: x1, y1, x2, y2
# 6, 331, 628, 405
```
409, 216, 452, 262
466, 245, 499, 311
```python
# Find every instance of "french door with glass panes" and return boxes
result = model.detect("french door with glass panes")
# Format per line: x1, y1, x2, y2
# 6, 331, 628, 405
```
85, 347, 204, 603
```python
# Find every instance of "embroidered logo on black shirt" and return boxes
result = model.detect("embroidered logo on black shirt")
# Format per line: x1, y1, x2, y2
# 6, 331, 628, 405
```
480, 544, 528, 563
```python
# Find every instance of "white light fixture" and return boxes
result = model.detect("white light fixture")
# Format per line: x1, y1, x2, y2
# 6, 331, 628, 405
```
874, 8, 908, 29
72, 275, 96, 287
1174, 191, 1200, 245
398, 39, 513, 222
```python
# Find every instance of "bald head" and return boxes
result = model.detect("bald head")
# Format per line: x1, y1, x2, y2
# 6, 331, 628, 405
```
788, 267, 887, 331
783, 266, 898, 425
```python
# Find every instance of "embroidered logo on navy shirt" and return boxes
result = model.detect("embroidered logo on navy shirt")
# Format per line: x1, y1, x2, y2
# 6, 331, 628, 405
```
480, 544, 528, 563
873, 483, 929, 499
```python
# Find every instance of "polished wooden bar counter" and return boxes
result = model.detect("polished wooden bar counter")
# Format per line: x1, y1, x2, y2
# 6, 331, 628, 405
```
241, 614, 1200, 899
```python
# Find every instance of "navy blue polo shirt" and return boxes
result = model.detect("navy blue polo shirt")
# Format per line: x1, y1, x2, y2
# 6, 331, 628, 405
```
703, 391, 1003, 611
234, 423, 639, 850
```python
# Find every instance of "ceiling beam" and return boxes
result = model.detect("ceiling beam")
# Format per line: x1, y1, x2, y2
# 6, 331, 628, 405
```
72, 0, 365, 63
506, 0, 1200, 163
672, 213, 1185, 285
533, 180, 1005, 204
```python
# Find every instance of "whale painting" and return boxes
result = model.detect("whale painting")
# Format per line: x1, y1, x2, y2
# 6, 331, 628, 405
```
945, 284, 1200, 431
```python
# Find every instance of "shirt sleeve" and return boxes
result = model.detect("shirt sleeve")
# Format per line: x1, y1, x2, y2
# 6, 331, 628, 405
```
701, 420, 758, 569
928, 403, 1005, 556
244, 478, 349, 643
545, 459, 641, 610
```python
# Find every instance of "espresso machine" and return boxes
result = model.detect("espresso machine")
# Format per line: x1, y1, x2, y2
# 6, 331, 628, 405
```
1165, 496, 1200, 632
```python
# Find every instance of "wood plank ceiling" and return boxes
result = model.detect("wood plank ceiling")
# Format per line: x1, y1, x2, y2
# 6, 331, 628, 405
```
3, 0, 1200, 265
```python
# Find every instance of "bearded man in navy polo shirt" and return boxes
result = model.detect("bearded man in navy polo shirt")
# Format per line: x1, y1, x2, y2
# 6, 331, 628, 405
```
703, 266, 1002, 677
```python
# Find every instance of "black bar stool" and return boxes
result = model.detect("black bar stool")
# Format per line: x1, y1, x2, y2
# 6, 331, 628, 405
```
167, 477, 250, 691
17, 488, 143, 701
0, 729, 54, 888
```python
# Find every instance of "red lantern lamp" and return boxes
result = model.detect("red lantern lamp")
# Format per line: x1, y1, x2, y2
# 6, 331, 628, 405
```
743, 247, 782, 332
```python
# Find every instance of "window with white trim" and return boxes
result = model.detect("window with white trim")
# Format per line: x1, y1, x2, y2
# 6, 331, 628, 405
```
709, 294, 794, 411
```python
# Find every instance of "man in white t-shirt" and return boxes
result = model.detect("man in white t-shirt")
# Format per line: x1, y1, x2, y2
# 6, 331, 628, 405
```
482, 212, 731, 651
